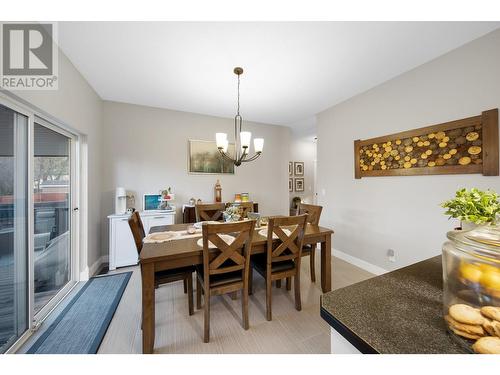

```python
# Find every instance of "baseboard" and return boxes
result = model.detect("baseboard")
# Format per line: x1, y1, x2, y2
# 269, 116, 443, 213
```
332, 248, 388, 276
88, 255, 109, 278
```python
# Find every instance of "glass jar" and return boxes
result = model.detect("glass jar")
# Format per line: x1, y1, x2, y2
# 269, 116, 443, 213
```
442, 224, 500, 351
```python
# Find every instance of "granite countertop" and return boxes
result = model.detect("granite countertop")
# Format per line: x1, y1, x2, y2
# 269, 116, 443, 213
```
321, 256, 467, 354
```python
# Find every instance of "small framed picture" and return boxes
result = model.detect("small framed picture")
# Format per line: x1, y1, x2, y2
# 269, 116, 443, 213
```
294, 161, 304, 176
294, 178, 304, 192
289, 162, 293, 176
288, 178, 293, 192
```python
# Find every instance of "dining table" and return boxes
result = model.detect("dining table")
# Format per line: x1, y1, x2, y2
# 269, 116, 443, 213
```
139, 222, 334, 354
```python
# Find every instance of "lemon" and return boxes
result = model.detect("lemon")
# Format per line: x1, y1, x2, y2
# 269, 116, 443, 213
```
480, 270, 500, 291
460, 263, 482, 283
479, 264, 500, 274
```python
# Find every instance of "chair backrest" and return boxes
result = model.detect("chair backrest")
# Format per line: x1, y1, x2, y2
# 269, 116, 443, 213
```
266, 214, 307, 266
296, 203, 323, 225
128, 211, 145, 254
237, 202, 254, 218
201, 220, 255, 284
195, 203, 226, 222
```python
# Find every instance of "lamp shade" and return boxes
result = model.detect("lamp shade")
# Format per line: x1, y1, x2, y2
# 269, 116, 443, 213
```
240, 131, 251, 148
254, 138, 264, 153
216, 133, 227, 148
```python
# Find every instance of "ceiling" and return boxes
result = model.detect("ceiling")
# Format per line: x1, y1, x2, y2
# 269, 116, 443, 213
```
58, 22, 499, 128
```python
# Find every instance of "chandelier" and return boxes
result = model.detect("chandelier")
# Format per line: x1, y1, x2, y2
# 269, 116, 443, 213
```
216, 67, 264, 166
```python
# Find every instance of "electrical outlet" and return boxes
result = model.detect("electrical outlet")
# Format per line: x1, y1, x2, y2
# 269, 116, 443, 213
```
387, 249, 396, 263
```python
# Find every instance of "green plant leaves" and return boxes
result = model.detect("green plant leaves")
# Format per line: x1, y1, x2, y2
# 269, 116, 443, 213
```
441, 188, 500, 224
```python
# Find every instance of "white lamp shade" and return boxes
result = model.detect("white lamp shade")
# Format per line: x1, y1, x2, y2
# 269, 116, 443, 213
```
240, 131, 251, 148
216, 133, 227, 148
254, 138, 264, 153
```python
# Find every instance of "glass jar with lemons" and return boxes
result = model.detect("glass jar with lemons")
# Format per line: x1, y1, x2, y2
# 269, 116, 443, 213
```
442, 223, 500, 351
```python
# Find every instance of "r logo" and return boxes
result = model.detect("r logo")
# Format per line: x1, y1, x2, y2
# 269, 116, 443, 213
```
2, 23, 53, 76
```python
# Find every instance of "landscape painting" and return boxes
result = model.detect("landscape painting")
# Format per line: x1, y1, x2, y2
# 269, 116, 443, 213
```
188, 140, 235, 174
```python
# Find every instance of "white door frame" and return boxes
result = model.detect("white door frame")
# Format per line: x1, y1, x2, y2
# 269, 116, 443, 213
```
0, 91, 85, 353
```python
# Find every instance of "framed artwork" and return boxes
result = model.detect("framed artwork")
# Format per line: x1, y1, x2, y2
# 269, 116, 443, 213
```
294, 178, 304, 192
294, 161, 304, 176
289, 161, 293, 176
188, 140, 235, 174
288, 178, 293, 192
354, 109, 498, 178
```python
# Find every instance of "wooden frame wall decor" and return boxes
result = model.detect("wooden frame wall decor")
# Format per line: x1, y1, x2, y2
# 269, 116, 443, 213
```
294, 178, 305, 192
294, 161, 304, 176
289, 162, 293, 176
354, 109, 499, 179
288, 178, 293, 192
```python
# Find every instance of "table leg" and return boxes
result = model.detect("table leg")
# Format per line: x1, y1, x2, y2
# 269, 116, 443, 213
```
320, 234, 332, 293
141, 262, 155, 354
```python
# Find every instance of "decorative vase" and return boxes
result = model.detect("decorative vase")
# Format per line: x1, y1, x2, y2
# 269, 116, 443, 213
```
461, 221, 478, 231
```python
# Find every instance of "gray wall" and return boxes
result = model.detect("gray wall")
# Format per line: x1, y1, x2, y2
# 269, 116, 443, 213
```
289, 123, 317, 206
101, 101, 290, 253
12, 51, 103, 276
317, 29, 500, 271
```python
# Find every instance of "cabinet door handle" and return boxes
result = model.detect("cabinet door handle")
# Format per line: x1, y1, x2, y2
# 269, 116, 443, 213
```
153, 216, 165, 219
121, 218, 128, 221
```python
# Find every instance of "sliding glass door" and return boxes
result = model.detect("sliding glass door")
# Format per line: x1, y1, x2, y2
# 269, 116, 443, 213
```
0, 104, 28, 353
33, 121, 73, 315
0, 96, 79, 353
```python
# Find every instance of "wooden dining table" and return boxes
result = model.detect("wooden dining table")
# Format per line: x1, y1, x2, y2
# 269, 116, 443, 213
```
139, 222, 334, 354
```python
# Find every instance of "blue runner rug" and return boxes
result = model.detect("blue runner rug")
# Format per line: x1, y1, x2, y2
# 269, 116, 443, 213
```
27, 272, 132, 354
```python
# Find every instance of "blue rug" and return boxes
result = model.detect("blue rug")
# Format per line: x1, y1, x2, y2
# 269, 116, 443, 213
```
27, 272, 132, 354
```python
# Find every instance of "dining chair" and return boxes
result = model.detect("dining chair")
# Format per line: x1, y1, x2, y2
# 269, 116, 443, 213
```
250, 214, 308, 321
236, 202, 254, 218
128, 211, 195, 316
195, 203, 226, 222
296, 203, 323, 282
195, 220, 255, 342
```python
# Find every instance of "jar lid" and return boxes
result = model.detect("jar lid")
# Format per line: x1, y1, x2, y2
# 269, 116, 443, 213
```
447, 225, 500, 261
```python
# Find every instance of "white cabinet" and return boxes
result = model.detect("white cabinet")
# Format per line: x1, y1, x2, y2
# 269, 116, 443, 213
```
108, 210, 175, 270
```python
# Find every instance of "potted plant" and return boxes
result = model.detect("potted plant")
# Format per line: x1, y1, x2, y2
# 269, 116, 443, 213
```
160, 187, 173, 200
441, 188, 500, 230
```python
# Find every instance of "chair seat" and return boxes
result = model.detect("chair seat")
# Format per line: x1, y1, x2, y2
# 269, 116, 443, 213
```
251, 254, 295, 275
155, 266, 195, 282
195, 264, 243, 288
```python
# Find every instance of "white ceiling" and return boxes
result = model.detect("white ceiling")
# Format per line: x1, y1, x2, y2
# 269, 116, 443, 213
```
58, 22, 499, 128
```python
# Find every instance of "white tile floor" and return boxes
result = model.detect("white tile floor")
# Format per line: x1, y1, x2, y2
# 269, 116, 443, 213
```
97, 256, 373, 354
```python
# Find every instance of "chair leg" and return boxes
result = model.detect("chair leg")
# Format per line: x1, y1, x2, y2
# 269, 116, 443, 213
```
248, 267, 253, 295
203, 292, 210, 343
266, 277, 272, 321
276, 279, 282, 288
242, 287, 249, 330
183, 278, 188, 294
294, 273, 302, 311
286, 277, 291, 291
196, 277, 202, 310
310, 246, 316, 283
187, 274, 194, 316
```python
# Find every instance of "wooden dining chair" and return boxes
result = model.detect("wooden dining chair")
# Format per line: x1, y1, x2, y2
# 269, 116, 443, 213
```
236, 202, 254, 218
250, 214, 307, 321
195, 220, 255, 342
195, 203, 226, 222
296, 203, 323, 282
128, 211, 195, 316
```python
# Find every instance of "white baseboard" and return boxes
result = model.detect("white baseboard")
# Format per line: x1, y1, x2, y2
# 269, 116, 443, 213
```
332, 248, 388, 276
88, 255, 109, 278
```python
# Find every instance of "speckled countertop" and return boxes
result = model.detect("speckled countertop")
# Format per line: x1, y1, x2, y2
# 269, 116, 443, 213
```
321, 256, 467, 354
